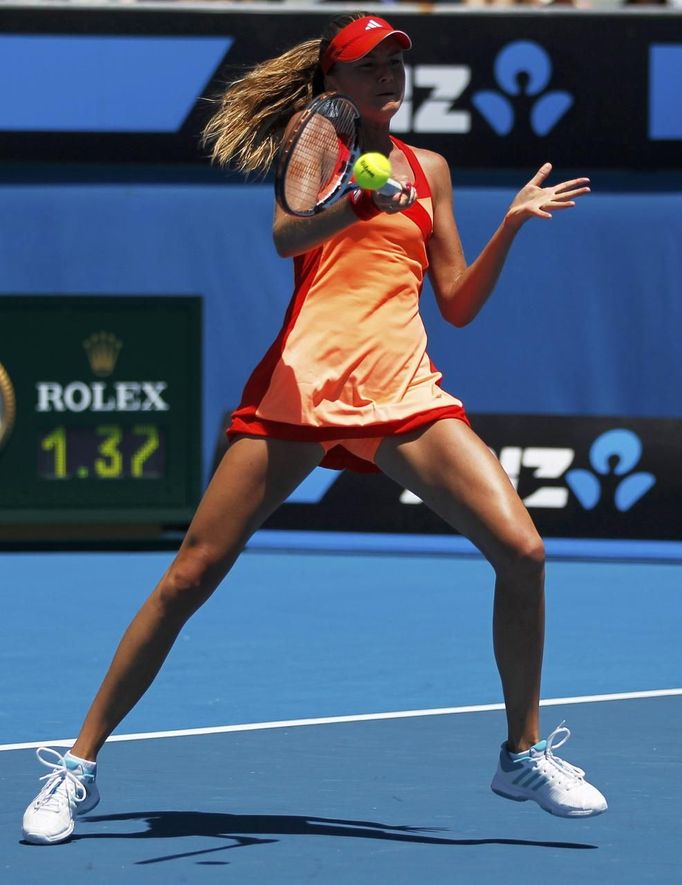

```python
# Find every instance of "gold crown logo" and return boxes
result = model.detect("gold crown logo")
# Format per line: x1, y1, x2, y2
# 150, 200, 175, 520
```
83, 332, 123, 378
0, 361, 16, 451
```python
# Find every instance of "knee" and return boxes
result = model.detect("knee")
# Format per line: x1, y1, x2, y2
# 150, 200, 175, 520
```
156, 545, 220, 618
495, 531, 546, 586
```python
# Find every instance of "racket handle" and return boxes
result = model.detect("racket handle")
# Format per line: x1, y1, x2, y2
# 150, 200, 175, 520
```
378, 177, 410, 197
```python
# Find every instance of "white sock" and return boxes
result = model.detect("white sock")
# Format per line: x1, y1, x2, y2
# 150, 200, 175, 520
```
65, 751, 97, 775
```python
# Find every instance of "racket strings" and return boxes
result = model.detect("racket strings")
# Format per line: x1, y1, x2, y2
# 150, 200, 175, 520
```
282, 98, 358, 214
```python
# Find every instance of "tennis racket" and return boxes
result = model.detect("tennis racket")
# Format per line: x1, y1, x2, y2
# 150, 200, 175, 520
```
275, 93, 406, 217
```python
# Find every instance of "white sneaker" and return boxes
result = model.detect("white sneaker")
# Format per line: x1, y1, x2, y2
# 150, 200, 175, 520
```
491, 722, 607, 818
22, 747, 100, 844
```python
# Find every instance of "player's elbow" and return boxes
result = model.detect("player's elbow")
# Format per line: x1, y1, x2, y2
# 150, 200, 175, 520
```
436, 292, 473, 327
272, 225, 303, 259
272, 227, 291, 258
443, 307, 473, 328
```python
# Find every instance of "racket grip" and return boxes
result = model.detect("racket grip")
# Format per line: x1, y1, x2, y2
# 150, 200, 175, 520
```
378, 177, 410, 197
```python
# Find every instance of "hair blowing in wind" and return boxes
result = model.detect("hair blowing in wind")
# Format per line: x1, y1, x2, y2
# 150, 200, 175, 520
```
201, 14, 367, 176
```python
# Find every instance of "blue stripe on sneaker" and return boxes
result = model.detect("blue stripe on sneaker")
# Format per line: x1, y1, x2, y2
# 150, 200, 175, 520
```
532, 776, 548, 791
522, 772, 544, 789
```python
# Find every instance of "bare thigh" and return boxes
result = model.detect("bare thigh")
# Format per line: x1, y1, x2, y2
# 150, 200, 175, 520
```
168, 435, 324, 598
375, 420, 543, 572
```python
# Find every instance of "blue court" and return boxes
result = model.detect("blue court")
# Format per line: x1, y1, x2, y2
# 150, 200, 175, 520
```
1, 546, 680, 883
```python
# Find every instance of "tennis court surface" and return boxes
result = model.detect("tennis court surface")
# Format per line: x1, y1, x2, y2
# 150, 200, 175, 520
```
1, 547, 680, 883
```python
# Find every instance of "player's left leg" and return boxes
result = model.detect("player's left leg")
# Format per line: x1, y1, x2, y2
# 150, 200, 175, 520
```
377, 418, 545, 750
375, 418, 607, 817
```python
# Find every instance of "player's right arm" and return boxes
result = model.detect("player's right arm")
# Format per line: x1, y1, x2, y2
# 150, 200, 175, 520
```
273, 196, 359, 259
271, 111, 359, 258
273, 183, 416, 257
272, 114, 414, 258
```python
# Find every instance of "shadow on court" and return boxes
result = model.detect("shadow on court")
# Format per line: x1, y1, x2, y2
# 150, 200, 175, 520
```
64, 811, 597, 864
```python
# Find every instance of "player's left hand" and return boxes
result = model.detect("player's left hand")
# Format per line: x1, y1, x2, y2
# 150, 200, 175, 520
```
506, 163, 590, 226
372, 183, 417, 214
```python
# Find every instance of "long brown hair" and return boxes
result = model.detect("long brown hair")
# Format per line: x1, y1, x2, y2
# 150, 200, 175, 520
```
201, 13, 368, 176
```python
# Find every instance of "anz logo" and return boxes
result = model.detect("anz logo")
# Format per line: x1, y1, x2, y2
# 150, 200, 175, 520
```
565, 429, 656, 513
472, 41, 573, 136
401, 430, 656, 513
391, 41, 573, 137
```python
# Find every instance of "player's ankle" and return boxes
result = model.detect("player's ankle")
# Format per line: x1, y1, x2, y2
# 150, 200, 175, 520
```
506, 737, 538, 754
69, 744, 97, 765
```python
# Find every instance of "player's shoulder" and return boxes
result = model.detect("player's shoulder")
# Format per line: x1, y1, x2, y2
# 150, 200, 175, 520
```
402, 145, 453, 195
409, 146, 450, 171
400, 144, 450, 175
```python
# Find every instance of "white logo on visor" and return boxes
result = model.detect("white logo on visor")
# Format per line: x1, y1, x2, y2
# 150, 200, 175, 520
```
365, 20, 383, 30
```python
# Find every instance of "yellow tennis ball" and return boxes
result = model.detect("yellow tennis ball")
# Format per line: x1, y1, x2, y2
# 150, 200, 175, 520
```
353, 152, 391, 190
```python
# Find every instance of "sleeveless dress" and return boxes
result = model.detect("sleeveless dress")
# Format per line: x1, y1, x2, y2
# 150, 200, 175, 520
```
228, 137, 469, 473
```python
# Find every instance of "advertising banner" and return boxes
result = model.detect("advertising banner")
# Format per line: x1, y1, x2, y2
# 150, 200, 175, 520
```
0, 296, 201, 533
1, 9, 681, 169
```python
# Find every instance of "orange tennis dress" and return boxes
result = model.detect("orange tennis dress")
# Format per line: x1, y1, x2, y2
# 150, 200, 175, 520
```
228, 138, 469, 472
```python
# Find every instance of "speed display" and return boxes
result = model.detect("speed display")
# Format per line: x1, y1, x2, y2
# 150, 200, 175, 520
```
37, 425, 165, 480
0, 296, 201, 538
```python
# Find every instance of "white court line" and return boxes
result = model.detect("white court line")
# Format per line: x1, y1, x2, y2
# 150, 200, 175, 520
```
1, 688, 680, 753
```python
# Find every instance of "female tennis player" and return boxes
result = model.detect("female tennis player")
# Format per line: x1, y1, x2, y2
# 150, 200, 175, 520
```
22, 13, 606, 845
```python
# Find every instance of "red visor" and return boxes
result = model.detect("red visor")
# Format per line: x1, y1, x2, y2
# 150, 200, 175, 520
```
320, 16, 412, 75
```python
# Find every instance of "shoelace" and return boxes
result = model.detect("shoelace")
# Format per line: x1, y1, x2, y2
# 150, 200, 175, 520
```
32, 747, 88, 811
530, 722, 586, 783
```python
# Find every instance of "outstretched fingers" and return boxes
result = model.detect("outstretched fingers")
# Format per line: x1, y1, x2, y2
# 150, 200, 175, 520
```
541, 179, 591, 215
542, 199, 574, 213
528, 162, 553, 187
509, 167, 590, 222
554, 178, 591, 198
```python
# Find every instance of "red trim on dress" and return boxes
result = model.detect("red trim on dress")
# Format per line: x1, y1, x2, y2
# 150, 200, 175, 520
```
231, 248, 324, 422
229, 404, 469, 444
230, 404, 470, 473
390, 137, 433, 241
319, 446, 377, 473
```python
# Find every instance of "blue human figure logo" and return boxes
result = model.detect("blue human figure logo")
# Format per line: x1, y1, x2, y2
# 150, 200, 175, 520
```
472, 41, 573, 137
565, 429, 656, 512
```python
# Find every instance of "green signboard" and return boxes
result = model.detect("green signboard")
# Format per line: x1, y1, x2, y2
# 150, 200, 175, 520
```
0, 296, 201, 537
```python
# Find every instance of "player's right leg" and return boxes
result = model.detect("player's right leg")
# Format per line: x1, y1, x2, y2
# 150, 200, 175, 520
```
21, 435, 323, 845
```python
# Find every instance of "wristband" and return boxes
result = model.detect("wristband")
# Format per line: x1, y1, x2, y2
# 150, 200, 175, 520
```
349, 189, 382, 221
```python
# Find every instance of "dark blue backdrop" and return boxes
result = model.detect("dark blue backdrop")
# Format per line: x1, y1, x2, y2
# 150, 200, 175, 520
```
1, 180, 680, 480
